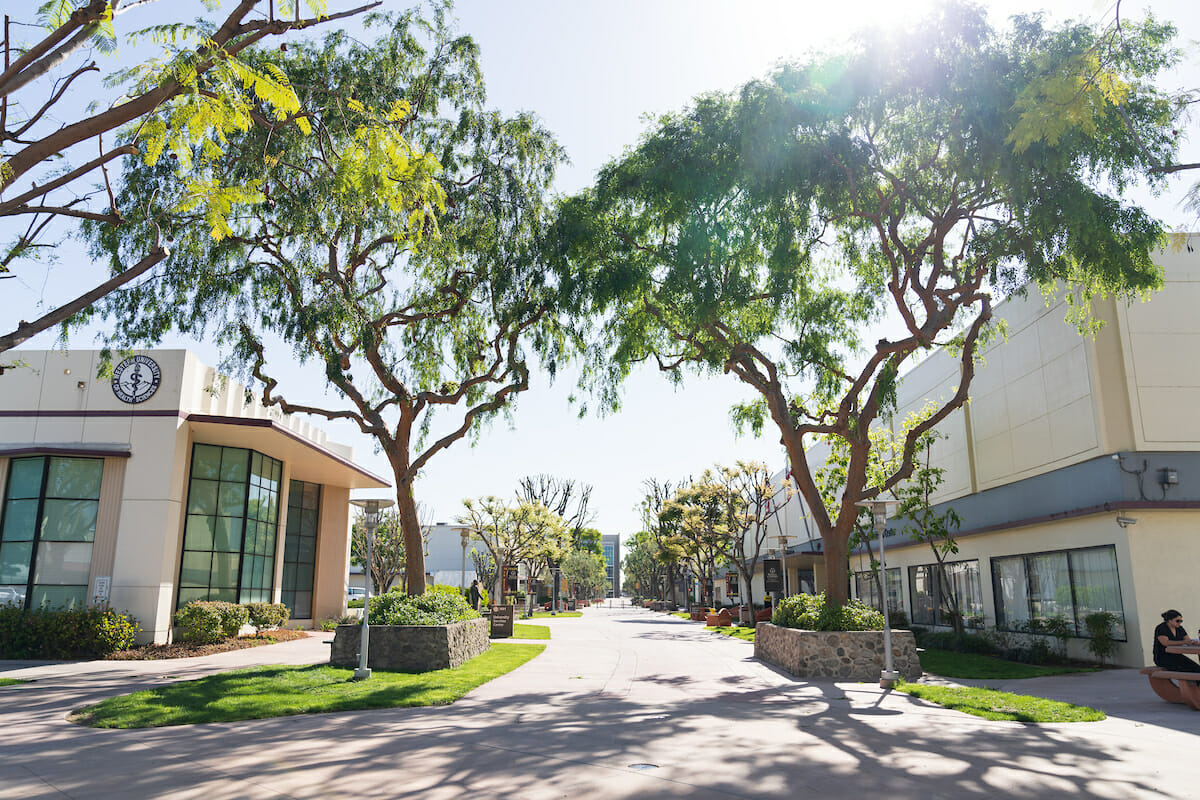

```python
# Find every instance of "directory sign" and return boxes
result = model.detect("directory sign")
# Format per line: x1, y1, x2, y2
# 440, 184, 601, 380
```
763, 559, 784, 593
490, 604, 514, 638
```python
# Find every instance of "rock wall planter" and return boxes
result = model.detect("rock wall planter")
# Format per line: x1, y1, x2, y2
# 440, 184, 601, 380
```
329, 618, 490, 672
754, 623, 922, 681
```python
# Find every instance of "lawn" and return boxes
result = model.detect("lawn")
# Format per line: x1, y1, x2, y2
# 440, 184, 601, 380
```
896, 682, 1105, 722
527, 611, 582, 619
511, 623, 550, 640
708, 625, 755, 642
0, 678, 28, 687
919, 649, 1099, 680
670, 612, 692, 620
71, 643, 544, 729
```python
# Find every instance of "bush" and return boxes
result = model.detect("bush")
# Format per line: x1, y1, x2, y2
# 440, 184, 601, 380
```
174, 601, 249, 643
0, 605, 140, 659
1084, 611, 1120, 666
771, 593, 885, 631
914, 629, 997, 655
244, 602, 290, 631
368, 589, 481, 626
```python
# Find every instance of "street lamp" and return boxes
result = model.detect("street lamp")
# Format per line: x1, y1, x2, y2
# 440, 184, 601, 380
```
349, 497, 394, 681
459, 527, 471, 593
858, 499, 898, 689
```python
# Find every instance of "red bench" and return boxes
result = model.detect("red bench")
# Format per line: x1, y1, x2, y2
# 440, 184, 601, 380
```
1141, 666, 1200, 709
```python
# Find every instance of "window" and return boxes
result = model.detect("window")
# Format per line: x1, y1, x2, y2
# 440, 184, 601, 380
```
178, 445, 282, 608
853, 567, 901, 614
282, 479, 320, 618
908, 560, 982, 628
0, 456, 103, 610
991, 545, 1125, 639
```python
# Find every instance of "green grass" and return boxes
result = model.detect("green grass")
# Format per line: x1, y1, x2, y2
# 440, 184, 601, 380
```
511, 623, 550, 639
896, 682, 1105, 722
71, 643, 544, 729
919, 649, 1099, 680
527, 611, 582, 619
670, 612, 692, 620
707, 625, 756, 642
0, 678, 28, 687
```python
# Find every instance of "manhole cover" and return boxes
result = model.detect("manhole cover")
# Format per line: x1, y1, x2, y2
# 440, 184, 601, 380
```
627, 763, 659, 771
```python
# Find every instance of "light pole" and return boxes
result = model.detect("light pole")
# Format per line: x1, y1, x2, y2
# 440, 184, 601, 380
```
349, 497, 393, 681
858, 499, 898, 689
459, 528, 470, 593
776, 534, 789, 598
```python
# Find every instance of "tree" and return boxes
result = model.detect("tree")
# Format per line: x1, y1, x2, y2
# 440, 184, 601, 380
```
469, 548, 496, 602
350, 509, 405, 594
561, 549, 606, 601
621, 530, 662, 597
0, 0, 375, 360
85, 9, 566, 595
659, 481, 730, 608
638, 478, 684, 604
707, 461, 790, 615
458, 497, 569, 607
517, 474, 595, 550
553, 3, 1182, 606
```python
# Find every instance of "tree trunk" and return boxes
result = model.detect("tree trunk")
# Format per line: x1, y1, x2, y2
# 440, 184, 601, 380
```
823, 526, 851, 607
392, 466, 426, 596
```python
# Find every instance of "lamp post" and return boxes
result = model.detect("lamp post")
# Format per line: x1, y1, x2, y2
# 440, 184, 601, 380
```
858, 499, 898, 689
349, 497, 393, 681
775, 534, 789, 598
459, 528, 470, 593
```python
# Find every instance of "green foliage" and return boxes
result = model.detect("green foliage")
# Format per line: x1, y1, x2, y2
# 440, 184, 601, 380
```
917, 648, 1096, 680
771, 592, 885, 631
897, 682, 1105, 722
561, 550, 607, 599
368, 590, 480, 626
0, 606, 140, 659
1084, 611, 1121, 666
244, 602, 291, 631
174, 600, 249, 644
350, 510, 406, 595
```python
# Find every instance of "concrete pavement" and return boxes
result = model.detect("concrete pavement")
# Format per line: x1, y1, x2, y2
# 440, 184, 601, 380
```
1, 603, 1197, 799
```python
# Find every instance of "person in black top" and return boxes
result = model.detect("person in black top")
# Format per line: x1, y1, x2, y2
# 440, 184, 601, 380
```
469, 579, 482, 611
1153, 609, 1200, 672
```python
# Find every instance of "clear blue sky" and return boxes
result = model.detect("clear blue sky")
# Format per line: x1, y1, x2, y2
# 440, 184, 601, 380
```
4, 0, 1199, 541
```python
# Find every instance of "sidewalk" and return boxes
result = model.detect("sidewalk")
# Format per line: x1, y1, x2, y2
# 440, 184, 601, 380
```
2, 608, 1197, 799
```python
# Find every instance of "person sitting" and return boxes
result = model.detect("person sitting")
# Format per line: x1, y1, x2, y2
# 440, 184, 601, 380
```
1153, 609, 1200, 673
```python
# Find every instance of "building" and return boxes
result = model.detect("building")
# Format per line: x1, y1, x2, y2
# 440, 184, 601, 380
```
0, 349, 389, 642
740, 241, 1200, 667
601, 533, 620, 597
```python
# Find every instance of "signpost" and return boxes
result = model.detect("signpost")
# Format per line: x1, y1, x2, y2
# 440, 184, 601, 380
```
490, 604, 514, 638
763, 559, 783, 593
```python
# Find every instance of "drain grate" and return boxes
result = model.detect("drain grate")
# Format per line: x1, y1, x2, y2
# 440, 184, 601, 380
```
627, 763, 659, 771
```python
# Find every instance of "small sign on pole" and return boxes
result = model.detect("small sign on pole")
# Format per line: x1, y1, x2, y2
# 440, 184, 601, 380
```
490, 604, 514, 638
92, 576, 111, 604
763, 559, 784, 594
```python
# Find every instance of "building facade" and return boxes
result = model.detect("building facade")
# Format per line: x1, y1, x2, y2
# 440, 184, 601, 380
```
601, 533, 620, 597
0, 349, 388, 642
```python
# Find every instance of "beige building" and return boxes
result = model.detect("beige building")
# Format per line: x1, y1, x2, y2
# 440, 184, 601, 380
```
741, 240, 1200, 668
0, 349, 388, 642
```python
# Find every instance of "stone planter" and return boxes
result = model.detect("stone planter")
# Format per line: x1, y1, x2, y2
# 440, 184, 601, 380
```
754, 623, 922, 681
329, 618, 490, 673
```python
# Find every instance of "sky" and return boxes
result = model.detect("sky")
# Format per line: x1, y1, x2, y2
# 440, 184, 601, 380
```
3, 0, 1199, 542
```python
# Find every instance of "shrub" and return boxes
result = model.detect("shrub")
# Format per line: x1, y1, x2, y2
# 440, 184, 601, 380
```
174, 601, 249, 643
368, 589, 481, 626
0, 605, 140, 659
244, 602, 290, 631
771, 592, 885, 631
889, 610, 910, 630
1084, 611, 1120, 666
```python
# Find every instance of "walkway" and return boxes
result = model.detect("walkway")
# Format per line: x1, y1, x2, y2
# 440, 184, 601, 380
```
2, 605, 1198, 799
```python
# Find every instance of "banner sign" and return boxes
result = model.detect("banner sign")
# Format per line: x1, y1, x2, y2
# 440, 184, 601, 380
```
726, 573, 739, 596
504, 566, 518, 592
763, 559, 784, 593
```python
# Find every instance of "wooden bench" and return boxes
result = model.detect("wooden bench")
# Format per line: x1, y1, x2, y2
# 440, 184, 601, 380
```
1142, 666, 1200, 709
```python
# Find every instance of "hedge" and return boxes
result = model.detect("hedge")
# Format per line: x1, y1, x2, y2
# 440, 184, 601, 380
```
0, 606, 140, 659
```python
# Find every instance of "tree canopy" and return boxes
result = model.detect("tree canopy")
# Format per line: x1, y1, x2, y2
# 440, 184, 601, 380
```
0, 0, 375, 360
86, 7, 566, 595
552, 2, 1183, 605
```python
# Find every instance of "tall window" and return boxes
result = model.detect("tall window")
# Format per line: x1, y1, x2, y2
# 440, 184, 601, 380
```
0, 456, 103, 610
908, 560, 983, 628
603, 543, 615, 596
991, 545, 1125, 639
282, 479, 320, 618
178, 445, 281, 607
853, 567, 902, 615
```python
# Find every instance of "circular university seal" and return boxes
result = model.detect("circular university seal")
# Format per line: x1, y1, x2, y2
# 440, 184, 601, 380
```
111, 355, 162, 404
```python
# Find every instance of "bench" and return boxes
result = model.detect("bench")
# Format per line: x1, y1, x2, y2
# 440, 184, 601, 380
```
1142, 666, 1200, 709
705, 609, 732, 627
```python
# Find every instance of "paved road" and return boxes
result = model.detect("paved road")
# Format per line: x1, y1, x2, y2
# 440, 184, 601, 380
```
2, 604, 1198, 799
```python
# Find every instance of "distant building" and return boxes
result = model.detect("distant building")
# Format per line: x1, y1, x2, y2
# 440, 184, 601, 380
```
601, 533, 620, 597
0, 349, 388, 642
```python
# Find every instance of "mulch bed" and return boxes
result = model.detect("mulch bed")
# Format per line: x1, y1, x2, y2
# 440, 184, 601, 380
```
105, 629, 314, 660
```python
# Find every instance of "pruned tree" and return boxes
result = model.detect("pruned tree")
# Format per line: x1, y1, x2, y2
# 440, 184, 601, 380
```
350, 508, 405, 594
84, 9, 566, 596
660, 481, 730, 608
0, 0, 375, 360
561, 549, 605, 601
709, 461, 791, 614
458, 497, 569, 608
516, 474, 594, 549
470, 548, 496, 602
554, 3, 1183, 606
638, 478, 682, 604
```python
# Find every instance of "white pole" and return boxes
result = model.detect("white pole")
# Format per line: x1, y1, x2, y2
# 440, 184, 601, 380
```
876, 506, 897, 688
355, 511, 373, 680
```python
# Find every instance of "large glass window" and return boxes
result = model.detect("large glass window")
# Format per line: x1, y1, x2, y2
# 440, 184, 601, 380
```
908, 560, 983, 628
853, 567, 902, 615
0, 456, 103, 610
282, 479, 320, 619
991, 545, 1125, 639
178, 445, 282, 607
